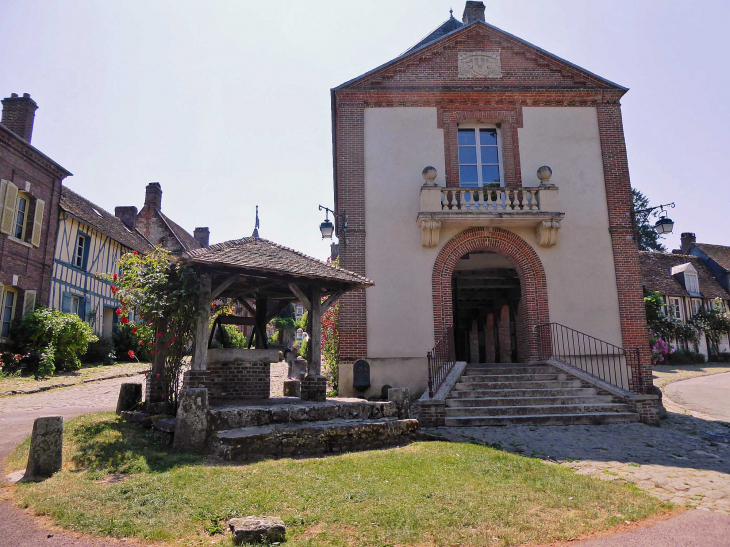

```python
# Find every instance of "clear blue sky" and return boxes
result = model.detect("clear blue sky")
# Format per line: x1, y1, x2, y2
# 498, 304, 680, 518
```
1, 0, 727, 260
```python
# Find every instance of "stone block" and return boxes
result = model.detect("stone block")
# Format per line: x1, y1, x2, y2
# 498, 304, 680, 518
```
290, 357, 307, 380
116, 383, 142, 414
25, 416, 63, 479
283, 379, 301, 397
300, 375, 326, 402
228, 516, 286, 544
173, 388, 210, 453
388, 388, 411, 419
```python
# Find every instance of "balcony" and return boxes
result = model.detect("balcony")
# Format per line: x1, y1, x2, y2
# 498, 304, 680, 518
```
417, 184, 564, 248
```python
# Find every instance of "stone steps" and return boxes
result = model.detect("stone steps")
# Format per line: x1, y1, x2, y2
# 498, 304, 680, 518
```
444, 403, 631, 417
210, 418, 419, 462
444, 412, 639, 427
445, 394, 615, 407
441, 362, 638, 427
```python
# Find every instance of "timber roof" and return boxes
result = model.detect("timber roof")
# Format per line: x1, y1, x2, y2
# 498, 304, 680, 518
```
60, 187, 153, 253
640, 252, 728, 300
695, 243, 730, 272
184, 237, 374, 290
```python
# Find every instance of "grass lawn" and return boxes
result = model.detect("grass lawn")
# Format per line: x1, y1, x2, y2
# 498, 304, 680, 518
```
5, 413, 671, 546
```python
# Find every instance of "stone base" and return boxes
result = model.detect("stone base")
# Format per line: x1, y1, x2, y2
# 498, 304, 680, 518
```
145, 375, 165, 406
418, 399, 445, 427
388, 388, 411, 419
116, 383, 142, 414
300, 375, 327, 402
25, 416, 63, 479
173, 388, 210, 453
631, 395, 661, 426
283, 379, 301, 397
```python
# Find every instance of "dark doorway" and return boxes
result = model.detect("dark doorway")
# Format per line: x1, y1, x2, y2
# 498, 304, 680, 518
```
451, 251, 522, 363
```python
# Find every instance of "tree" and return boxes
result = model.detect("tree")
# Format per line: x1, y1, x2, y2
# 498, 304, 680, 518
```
632, 188, 667, 252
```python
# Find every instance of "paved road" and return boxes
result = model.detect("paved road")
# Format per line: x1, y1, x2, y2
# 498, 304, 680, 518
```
666, 371, 730, 422
0, 376, 145, 547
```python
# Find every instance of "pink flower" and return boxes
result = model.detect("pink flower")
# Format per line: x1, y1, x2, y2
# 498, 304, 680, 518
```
156, 373, 160, 378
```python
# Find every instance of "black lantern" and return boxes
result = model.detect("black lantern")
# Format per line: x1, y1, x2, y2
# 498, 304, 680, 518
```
654, 216, 674, 235
318, 205, 347, 244
319, 218, 335, 239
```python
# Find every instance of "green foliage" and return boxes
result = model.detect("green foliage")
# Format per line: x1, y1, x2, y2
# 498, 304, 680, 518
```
112, 322, 153, 361
644, 291, 700, 343
81, 338, 115, 366
633, 188, 668, 252
665, 349, 706, 365
689, 305, 730, 355
12, 307, 98, 377
100, 247, 201, 408
215, 325, 248, 349
322, 301, 340, 393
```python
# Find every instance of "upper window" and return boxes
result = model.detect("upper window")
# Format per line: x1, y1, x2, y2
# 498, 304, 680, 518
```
1, 288, 16, 338
685, 272, 700, 295
458, 127, 502, 187
74, 234, 88, 269
14, 195, 28, 239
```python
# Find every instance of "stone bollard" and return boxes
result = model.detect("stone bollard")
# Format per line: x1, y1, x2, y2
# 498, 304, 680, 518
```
388, 388, 411, 419
116, 383, 142, 414
300, 375, 326, 402
283, 379, 301, 397
173, 388, 209, 453
24, 416, 63, 479
229, 516, 286, 545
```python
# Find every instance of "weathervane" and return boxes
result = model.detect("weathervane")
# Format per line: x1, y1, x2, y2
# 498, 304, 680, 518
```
252, 205, 260, 238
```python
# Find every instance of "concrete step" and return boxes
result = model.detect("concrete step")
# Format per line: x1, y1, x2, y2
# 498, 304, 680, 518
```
444, 403, 631, 417
454, 379, 584, 390
445, 394, 615, 407
448, 387, 598, 399
211, 418, 419, 461
464, 365, 559, 374
457, 373, 566, 383
444, 412, 639, 427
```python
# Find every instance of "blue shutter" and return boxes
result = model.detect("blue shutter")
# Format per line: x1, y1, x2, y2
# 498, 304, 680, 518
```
62, 292, 71, 313
83, 297, 92, 322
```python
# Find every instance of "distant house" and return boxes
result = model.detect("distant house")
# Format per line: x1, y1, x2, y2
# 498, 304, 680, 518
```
51, 187, 153, 337
640, 250, 730, 357
675, 232, 730, 295
0, 93, 72, 340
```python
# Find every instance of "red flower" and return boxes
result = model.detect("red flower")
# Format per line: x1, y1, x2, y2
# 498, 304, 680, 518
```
156, 373, 160, 378
132, 327, 137, 334
115, 308, 122, 316
140, 341, 145, 346
110, 285, 116, 294
133, 251, 138, 255
128, 350, 135, 359
113, 273, 118, 281
120, 316, 129, 325
157, 332, 163, 338
171, 337, 177, 343
149, 321, 153, 325
151, 350, 157, 355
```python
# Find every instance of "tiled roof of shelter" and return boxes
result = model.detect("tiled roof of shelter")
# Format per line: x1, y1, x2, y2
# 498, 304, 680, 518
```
640, 251, 728, 300
695, 243, 730, 272
184, 237, 374, 288
60, 187, 153, 253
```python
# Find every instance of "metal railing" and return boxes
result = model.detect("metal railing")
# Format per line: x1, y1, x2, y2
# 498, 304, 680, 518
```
441, 187, 540, 212
427, 325, 455, 398
537, 322, 643, 393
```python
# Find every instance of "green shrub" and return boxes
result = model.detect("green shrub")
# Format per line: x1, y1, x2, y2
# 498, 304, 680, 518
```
666, 349, 706, 365
11, 307, 98, 377
82, 338, 116, 366
711, 352, 730, 363
112, 323, 153, 361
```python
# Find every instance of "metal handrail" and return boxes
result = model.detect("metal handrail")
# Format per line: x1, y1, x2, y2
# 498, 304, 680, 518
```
537, 322, 643, 393
427, 325, 455, 398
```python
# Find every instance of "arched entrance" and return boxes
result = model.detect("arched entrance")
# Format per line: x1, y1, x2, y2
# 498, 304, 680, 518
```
432, 227, 549, 362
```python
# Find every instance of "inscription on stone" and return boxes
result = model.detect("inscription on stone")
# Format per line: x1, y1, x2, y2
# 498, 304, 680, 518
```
458, 51, 502, 78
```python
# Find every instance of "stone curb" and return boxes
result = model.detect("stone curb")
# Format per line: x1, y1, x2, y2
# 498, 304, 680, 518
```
0, 369, 147, 398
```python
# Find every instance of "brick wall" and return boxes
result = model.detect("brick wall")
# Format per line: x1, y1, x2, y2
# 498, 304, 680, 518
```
0, 128, 66, 308
201, 359, 270, 400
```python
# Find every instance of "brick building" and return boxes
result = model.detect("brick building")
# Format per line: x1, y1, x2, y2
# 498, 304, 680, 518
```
0, 93, 71, 339
331, 2, 652, 407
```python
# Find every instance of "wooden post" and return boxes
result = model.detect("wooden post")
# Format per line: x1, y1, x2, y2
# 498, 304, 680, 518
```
192, 274, 212, 371
255, 296, 268, 350
308, 285, 322, 376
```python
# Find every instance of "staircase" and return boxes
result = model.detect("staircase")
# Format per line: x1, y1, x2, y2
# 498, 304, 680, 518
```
444, 362, 639, 426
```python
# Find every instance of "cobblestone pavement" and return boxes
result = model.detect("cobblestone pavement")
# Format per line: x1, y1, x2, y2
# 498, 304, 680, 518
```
425, 418, 730, 513
0, 362, 148, 397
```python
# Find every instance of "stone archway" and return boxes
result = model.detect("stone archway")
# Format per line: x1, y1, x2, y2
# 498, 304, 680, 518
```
432, 227, 549, 362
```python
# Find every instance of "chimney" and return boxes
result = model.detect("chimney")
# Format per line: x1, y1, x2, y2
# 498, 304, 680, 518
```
115, 206, 138, 230
462, 1, 486, 24
194, 227, 210, 247
1, 93, 38, 143
680, 232, 696, 255
145, 182, 162, 209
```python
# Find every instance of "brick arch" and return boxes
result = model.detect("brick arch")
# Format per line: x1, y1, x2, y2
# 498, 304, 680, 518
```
432, 227, 549, 361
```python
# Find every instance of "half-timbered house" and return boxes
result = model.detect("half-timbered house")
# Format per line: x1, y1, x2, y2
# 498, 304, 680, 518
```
51, 187, 153, 337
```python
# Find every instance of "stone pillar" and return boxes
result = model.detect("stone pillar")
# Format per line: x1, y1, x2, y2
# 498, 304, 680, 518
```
515, 299, 525, 363
498, 305, 512, 364
469, 319, 479, 364
24, 416, 63, 479
116, 383, 142, 414
301, 284, 326, 401
184, 274, 212, 391
485, 313, 496, 363
388, 388, 411, 419
173, 388, 209, 453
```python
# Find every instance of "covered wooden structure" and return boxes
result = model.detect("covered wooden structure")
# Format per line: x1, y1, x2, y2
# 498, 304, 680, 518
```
181, 236, 373, 400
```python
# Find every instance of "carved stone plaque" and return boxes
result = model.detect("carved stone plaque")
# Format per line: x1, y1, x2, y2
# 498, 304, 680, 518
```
458, 51, 502, 78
